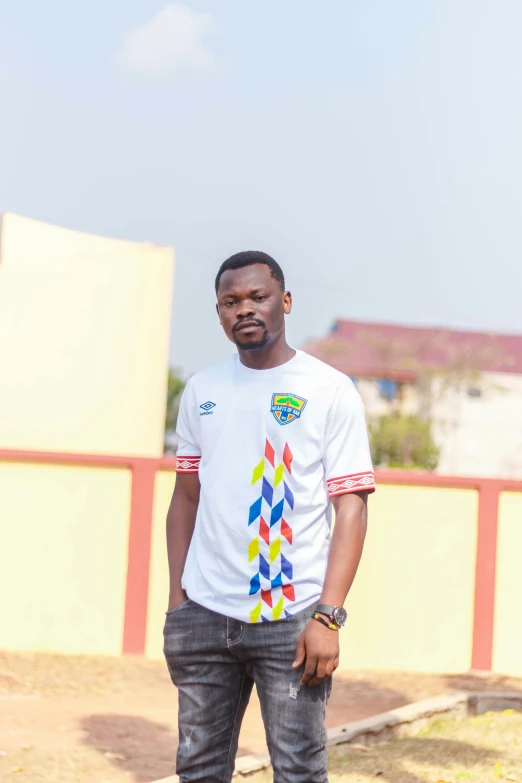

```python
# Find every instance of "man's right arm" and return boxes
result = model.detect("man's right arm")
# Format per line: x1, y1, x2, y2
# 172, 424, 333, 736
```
166, 472, 200, 611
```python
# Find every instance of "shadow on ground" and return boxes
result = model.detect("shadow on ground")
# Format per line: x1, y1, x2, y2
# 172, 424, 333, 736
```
329, 677, 410, 724
80, 678, 522, 781
445, 672, 522, 693
80, 681, 412, 781
81, 714, 177, 782
81, 714, 254, 782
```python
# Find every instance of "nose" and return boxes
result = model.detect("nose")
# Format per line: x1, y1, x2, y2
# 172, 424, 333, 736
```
236, 299, 256, 319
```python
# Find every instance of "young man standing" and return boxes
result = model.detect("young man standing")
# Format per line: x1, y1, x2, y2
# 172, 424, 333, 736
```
164, 251, 375, 783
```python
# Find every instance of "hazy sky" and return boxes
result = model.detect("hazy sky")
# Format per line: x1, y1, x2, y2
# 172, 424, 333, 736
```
1, 1, 522, 375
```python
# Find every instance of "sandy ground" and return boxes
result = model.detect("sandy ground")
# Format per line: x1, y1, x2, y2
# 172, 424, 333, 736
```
1, 651, 521, 783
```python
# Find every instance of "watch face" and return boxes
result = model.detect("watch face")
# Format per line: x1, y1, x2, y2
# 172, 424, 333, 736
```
333, 607, 347, 627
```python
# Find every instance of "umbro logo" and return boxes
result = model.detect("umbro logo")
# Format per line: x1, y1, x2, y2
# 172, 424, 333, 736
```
200, 401, 216, 416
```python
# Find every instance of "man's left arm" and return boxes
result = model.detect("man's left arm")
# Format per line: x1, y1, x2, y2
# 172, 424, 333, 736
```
292, 491, 368, 686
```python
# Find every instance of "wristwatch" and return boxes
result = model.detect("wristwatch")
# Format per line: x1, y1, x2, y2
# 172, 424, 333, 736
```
315, 603, 347, 628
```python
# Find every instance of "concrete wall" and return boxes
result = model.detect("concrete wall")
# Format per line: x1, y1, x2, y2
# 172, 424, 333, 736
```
0, 449, 519, 675
0, 460, 132, 656
145, 479, 478, 671
0, 212, 160, 267
341, 485, 478, 673
146, 470, 177, 659
0, 213, 174, 457
493, 491, 522, 676
142, 471, 518, 676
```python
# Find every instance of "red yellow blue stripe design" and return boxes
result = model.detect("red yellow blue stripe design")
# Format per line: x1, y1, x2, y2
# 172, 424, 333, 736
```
248, 439, 295, 622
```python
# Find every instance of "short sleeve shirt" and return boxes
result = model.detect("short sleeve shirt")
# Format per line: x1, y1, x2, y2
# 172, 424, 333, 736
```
176, 350, 375, 623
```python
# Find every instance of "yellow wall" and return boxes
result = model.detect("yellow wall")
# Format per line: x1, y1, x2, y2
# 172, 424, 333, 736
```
146, 470, 176, 659
0, 462, 131, 655
0, 212, 163, 267
340, 485, 478, 673
0, 459, 508, 671
493, 491, 522, 676
0, 213, 174, 457
144, 479, 479, 672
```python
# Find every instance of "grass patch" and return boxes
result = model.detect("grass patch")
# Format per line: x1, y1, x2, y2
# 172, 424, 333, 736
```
249, 711, 522, 783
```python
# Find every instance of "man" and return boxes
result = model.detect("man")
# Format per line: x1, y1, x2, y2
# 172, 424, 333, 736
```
164, 251, 375, 783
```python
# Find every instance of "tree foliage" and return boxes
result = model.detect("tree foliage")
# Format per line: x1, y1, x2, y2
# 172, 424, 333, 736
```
370, 412, 440, 470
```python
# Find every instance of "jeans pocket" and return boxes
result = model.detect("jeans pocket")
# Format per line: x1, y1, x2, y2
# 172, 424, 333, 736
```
165, 599, 191, 616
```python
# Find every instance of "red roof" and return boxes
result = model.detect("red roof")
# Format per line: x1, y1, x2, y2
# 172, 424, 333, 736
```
302, 319, 522, 381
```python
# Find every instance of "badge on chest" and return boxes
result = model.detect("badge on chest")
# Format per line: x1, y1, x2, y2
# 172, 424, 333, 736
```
270, 393, 307, 426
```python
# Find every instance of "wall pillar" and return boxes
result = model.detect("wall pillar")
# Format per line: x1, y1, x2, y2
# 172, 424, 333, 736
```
122, 459, 157, 655
471, 481, 501, 671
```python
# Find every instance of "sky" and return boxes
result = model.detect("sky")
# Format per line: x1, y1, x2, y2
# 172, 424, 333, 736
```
1, 0, 522, 375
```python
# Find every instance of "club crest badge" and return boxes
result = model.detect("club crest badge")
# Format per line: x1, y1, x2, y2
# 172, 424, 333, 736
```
271, 393, 307, 426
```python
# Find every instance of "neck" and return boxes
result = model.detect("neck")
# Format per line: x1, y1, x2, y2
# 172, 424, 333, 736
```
238, 333, 295, 370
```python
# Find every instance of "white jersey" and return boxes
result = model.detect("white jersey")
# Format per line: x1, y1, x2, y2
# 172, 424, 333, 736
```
176, 350, 375, 623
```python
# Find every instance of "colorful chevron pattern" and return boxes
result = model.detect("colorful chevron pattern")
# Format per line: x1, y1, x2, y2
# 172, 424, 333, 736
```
248, 439, 295, 622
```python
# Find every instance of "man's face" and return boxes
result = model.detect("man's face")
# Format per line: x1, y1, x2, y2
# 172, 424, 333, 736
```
216, 264, 292, 351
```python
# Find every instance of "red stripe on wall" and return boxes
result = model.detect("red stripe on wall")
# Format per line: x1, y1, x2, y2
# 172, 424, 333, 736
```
122, 460, 158, 655
471, 482, 502, 671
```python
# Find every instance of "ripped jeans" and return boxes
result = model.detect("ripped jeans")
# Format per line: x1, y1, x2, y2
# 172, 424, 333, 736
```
163, 599, 331, 783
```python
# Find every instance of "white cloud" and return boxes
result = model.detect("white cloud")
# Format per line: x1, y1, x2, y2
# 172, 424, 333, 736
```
115, 3, 216, 79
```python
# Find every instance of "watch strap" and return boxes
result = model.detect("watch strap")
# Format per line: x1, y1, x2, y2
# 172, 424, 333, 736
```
315, 603, 335, 618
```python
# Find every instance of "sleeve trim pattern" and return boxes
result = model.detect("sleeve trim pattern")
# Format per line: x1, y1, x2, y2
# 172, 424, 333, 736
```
176, 455, 201, 473
327, 471, 375, 497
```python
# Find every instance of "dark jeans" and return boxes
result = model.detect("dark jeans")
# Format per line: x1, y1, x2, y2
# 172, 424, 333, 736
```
163, 599, 331, 783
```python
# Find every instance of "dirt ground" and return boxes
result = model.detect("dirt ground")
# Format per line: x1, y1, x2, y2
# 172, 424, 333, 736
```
1, 650, 521, 783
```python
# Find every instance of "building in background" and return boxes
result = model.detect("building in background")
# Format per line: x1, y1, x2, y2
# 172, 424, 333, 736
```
303, 319, 522, 479
0, 212, 174, 457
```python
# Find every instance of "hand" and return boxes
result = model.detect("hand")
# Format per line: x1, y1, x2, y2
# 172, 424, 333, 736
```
292, 618, 340, 687
167, 589, 188, 612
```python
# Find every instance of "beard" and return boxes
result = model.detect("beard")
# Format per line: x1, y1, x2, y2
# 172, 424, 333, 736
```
233, 327, 270, 351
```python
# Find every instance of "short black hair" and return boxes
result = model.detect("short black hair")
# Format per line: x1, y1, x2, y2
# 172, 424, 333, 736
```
215, 251, 285, 294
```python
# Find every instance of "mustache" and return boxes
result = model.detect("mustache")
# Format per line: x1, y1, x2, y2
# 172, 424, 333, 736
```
233, 318, 266, 332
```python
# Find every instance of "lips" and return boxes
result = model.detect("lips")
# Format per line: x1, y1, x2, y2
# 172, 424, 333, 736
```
235, 321, 261, 331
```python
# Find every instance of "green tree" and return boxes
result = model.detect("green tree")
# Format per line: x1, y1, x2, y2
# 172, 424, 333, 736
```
370, 412, 440, 470
164, 368, 186, 453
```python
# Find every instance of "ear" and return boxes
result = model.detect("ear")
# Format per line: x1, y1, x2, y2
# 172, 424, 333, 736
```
215, 302, 222, 325
283, 290, 292, 315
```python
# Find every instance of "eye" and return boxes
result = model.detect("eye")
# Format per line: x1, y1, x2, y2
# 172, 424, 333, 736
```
254, 295, 267, 302
224, 301, 235, 307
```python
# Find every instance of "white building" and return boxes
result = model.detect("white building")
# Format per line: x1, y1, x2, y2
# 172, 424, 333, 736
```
303, 319, 522, 479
